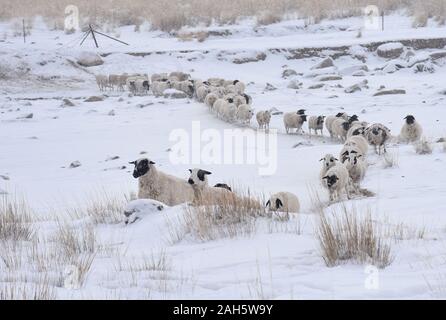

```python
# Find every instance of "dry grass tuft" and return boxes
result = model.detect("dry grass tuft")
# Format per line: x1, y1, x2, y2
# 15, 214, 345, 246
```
181, 188, 266, 241
0, 196, 34, 242
0, 276, 56, 300
316, 204, 393, 268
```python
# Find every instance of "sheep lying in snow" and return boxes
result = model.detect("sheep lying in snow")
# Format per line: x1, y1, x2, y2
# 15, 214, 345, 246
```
123, 199, 167, 225
152, 80, 172, 97
399, 115, 423, 143
325, 112, 348, 138
266, 192, 300, 213
308, 115, 325, 135
256, 110, 271, 130
319, 154, 339, 180
236, 104, 254, 124
322, 163, 351, 202
365, 123, 391, 154
130, 158, 194, 206
283, 112, 307, 134
187, 169, 235, 205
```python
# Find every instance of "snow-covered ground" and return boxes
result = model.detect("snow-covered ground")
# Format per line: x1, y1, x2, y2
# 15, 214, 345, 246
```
1, 15, 446, 299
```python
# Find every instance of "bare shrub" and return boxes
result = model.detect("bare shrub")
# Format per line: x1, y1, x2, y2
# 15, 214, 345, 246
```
257, 12, 282, 26
181, 188, 265, 241
68, 191, 129, 225
316, 204, 393, 268
415, 138, 433, 155
0, 276, 56, 300
0, 196, 34, 242
53, 222, 96, 258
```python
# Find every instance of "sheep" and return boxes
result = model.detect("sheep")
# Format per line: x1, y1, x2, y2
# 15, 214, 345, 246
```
209, 86, 227, 98
169, 71, 190, 81
197, 85, 211, 102
345, 154, 367, 191
108, 74, 120, 91
308, 115, 325, 135
256, 110, 271, 130
214, 98, 234, 119
118, 74, 129, 91
214, 183, 232, 192
339, 145, 363, 163
399, 115, 423, 143
151, 80, 172, 97
236, 104, 254, 125
151, 73, 169, 83
346, 123, 367, 139
135, 78, 150, 95
177, 80, 195, 97
319, 154, 339, 180
325, 112, 349, 138
321, 163, 350, 202
187, 168, 234, 205
205, 92, 219, 111
283, 113, 307, 134
208, 78, 225, 87
266, 192, 300, 213
95, 74, 108, 91
242, 93, 253, 105
221, 101, 238, 122
365, 123, 391, 155
344, 135, 369, 156
233, 80, 246, 94
126, 77, 138, 95
331, 115, 359, 141
130, 158, 194, 206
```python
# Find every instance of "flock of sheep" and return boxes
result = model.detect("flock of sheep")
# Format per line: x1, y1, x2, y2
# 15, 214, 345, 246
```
92, 71, 426, 218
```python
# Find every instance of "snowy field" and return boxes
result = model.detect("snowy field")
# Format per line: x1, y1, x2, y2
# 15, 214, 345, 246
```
1, 15, 446, 299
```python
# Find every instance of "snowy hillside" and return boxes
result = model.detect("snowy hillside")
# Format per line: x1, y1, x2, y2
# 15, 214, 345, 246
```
1, 15, 446, 299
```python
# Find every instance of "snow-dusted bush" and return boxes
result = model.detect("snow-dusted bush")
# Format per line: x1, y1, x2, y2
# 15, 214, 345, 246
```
316, 205, 393, 268
415, 138, 433, 155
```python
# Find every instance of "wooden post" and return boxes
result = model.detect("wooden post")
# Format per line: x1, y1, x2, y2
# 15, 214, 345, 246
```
23, 19, 26, 43
89, 24, 99, 48
382, 10, 384, 31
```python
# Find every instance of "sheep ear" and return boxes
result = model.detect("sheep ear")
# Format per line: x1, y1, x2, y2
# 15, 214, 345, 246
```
276, 199, 283, 208
129, 161, 137, 165
322, 176, 328, 179
404, 116, 407, 119
319, 158, 324, 161
334, 158, 339, 161
149, 161, 155, 165
357, 155, 363, 158
189, 169, 193, 173
342, 151, 349, 156
265, 200, 270, 207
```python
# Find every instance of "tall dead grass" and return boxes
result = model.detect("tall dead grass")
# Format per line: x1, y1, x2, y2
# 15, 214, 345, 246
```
0, 1, 444, 32
177, 188, 266, 242
316, 204, 393, 268
0, 196, 34, 242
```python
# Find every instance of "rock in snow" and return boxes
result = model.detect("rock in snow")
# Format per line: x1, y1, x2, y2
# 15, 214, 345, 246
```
76, 51, 104, 67
69, 161, 82, 169
376, 42, 404, 59
345, 79, 369, 93
311, 57, 334, 70
373, 89, 406, 96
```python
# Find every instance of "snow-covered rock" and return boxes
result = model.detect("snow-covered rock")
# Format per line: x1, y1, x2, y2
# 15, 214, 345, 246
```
345, 79, 368, 93
282, 69, 297, 78
85, 96, 104, 102
287, 79, 302, 89
311, 57, 334, 70
123, 199, 168, 225
304, 66, 337, 78
376, 42, 404, 59
76, 51, 104, 67
373, 89, 406, 96
315, 74, 342, 81
339, 64, 368, 75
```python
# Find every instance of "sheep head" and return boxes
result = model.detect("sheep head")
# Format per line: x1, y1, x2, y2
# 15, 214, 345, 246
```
130, 158, 155, 178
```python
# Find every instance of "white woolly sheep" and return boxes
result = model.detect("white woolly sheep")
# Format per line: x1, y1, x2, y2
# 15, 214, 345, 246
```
331, 115, 359, 141
95, 74, 108, 91
108, 74, 120, 91
325, 112, 349, 138
135, 78, 150, 96
344, 135, 369, 156
152, 80, 172, 97
221, 102, 238, 122
347, 123, 367, 139
365, 123, 391, 155
214, 98, 234, 118
283, 112, 307, 134
205, 92, 219, 111
256, 110, 271, 130
130, 158, 194, 206
151, 73, 169, 83
187, 168, 234, 205
197, 85, 211, 102
170, 71, 190, 81
321, 163, 351, 202
399, 115, 423, 143
236, 104, 254, 124
308, 115, 325, 135
319, 154, 339, 180
266, 192, 300, 213
345, 154, 367, 191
